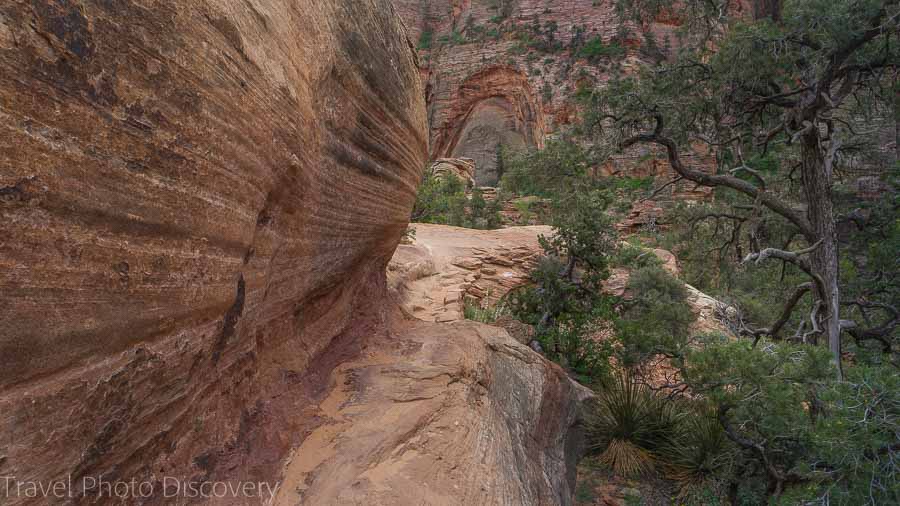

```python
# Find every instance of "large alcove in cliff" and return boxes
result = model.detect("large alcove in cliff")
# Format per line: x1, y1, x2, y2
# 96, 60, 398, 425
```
432, 65, 545, 186
450, 97, 528, 186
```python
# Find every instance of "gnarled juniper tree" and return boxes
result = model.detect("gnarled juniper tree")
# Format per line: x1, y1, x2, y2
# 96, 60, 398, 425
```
585, 0, 900, 379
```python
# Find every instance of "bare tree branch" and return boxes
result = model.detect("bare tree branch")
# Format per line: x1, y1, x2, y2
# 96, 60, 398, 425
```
621, 114, 816, 238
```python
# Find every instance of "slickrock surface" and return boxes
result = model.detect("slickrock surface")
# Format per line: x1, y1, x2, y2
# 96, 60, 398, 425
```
1, 0, 427, 501
273, 312, 593, 506
389, 223, 551, 323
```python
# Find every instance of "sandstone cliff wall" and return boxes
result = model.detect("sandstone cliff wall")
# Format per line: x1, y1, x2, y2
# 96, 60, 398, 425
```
0, 0, 425, 500
396, 0, 737, 192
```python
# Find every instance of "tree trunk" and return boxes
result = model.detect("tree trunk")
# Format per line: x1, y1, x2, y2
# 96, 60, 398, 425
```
800, 133, 843, 381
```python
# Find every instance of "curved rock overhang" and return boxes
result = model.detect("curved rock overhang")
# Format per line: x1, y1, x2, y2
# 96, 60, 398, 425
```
431, 65, 546, 185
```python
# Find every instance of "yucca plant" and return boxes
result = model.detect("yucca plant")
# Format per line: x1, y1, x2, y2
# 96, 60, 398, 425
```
659, 405, 732, 497
463, 296, 508, 323
584, 373, 681, 476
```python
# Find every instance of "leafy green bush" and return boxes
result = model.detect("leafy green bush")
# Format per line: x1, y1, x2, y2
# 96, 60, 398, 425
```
577, 36, 625, 61
411, 174, 501, 229
615, 265, 696, 366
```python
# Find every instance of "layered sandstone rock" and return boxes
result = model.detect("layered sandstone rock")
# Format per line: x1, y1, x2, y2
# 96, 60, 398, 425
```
396, 1, 722, 211
389, 223, 550, 323
1, 2, 591, 504
0, 0, 425, 499
430, 157, 477, 187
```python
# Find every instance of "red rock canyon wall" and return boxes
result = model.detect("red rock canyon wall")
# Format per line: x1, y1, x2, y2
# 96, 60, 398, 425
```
396, 0, 734, 195
0, 0, 425, 501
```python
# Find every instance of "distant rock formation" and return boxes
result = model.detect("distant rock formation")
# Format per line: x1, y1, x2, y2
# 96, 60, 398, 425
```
430, 157, 477, 187
396, 0, 724, 211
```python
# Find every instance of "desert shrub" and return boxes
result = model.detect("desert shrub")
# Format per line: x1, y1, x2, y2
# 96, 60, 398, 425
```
500, 139, 591, 199
469, 187, 487, 225
411, 174, 501, 229
535, 310, 614, 381
509, 188, 618, 318
450, 30, 466, 45
585, 373, 682, 476
621, 337, 900, 505
615, 265, 696, 366
412, 173, 465, 224
611, 241, 663, 270
799, 364, 900, 504
655, 197, 813, 330
513, 198, 534, 224
659, 404, 733, 497
487, 0, 514, 20
577, 35, 625, 61
401, 225, 416, 244
610, 176, 654, 193
463, 297, 509, 324
417, 29, 433, 50
506, 187, 618, 379
509, 256, 574, 324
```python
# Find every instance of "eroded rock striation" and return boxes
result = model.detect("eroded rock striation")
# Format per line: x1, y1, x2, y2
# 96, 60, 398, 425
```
0, 1, 590, 504
430, 157, 477, 187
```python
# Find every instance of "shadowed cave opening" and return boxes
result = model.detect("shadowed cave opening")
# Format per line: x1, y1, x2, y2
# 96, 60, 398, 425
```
435, 65, 545, 187
450, 97, 528, 186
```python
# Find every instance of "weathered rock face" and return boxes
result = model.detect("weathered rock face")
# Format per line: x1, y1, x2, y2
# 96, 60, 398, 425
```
272, 314, 593, 506
396, 0, 726, 201
0, 0, 425, 501
389, 223, 549, 323
430, 157, 477, 187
